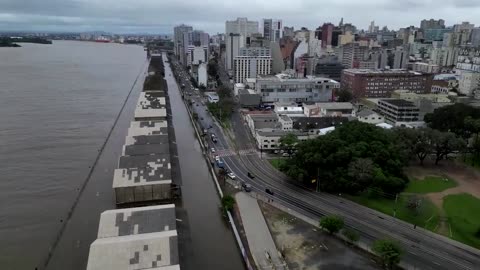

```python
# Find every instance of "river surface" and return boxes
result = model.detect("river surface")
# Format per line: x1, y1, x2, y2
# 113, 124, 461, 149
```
0, 41, 243, 270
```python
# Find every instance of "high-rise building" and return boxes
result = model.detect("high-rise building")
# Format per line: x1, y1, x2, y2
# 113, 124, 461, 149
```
456, 47, 480, 96
233, 47, 272, 83
263, 19, 283, 42
192, 30, 209, 46
420, 19, 445, 30
471, 28, 480, 47
225, 17, 259, 71
173, 24, 193, 63
283, 26, 294, 38
180, 31, 193, 66
368, 21, 376, 33
341, 42, 369, 68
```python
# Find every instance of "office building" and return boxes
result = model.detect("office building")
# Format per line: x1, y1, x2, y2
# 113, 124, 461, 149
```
412, 62, 440, 74
471, 28, 480, 47
225, 18, 259, 71
173, 24, 193, 66
339, 31, 354, 45
420, 19, 445, 30
234, 47, 272, 83
263, 19, 282, 42
192, 30, 209, 46
283, 26, 294, 38
377, 99, 420, 123
186, 45, 208, 66
341, 42, 369, 68
253, 73, 339, 104
341, 69, 433, 98
320, 23, 334, 48
314, 56, 344, 81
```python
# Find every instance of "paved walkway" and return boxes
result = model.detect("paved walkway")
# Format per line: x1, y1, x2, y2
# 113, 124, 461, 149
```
236, 192, 286, 270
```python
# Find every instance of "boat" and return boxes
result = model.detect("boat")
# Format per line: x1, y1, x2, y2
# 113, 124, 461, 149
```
94, 36, 112, 43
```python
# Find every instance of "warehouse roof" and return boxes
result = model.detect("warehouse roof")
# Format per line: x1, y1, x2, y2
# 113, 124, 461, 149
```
128, 121, 169, 136
123, 143, 170, 156
97, 204, 176, 239
86, 230, 179, 270
125, 135, 169, 146
134, 92, 167, 120
114, 154, 171, 188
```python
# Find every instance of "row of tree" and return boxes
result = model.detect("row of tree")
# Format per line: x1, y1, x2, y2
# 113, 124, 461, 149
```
280, 121, 466, 195
320, 215, 402, 269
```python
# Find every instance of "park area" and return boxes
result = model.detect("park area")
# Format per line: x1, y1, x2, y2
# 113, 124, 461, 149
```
349, 161, 480, 249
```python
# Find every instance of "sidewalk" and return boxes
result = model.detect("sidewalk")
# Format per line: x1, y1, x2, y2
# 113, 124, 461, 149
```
236, 192, 287, 270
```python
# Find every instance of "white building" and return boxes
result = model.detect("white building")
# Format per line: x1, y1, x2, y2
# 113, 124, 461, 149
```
413, 62, 440, 74
187, 45, 208, 66
197, 63, 208, 87
234, 49, 272, 83
225, 18, 259, 71
254, 129, 313, 151
254, 74, 339, 104
234, 83, 246, 96
456, 47, 480, 96
273, 102, 304, 117
355, 109, 385, 124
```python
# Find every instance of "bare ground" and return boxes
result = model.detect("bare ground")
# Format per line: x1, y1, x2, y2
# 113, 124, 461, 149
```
405, 160, 480, 236
260, 202, 380, 270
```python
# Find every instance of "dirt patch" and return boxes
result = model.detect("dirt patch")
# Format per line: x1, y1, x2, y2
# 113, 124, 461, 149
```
406, 161, 480, 201
260, 202, 380, 270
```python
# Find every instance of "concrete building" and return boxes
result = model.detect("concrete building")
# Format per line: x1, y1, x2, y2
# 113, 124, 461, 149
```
273, 102, 304, 117
339, 31, 354, 46
254, 129, 312, 151
233, 48, 272, 83
377, 99, 420, 123
355, 109, 385, 124
456, 47, 480, 96
173, 24, 193, 64
341, 42, 370, 68
293, 116, 349, 131
263, 19, 282, 42
134, 92, 167, 121
225, 18, 259, 71
314, 56, 344, 81
424, 29, 451, 42
192, 30, 209, 47
283, 26, 294, 38
420, 19, 445, 30
87, 205, 179, 270
186, 45, 208, 66
254, 73, 338, 104
197, 63, 208, 87
302, 102, 354, 117
341, 69, 433, 98
471, 28, 480, 47
245, 113, 280, 133
412, 62, 440, 74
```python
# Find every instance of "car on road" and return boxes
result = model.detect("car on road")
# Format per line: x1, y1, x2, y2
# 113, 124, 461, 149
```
211, 148, 216, 153
282, 153, 290, 157
265, 188, 274, 196
214, 155, 220, 162
247, 172, 255, 179
242, 183, 252, 192
227, 172, 236, 179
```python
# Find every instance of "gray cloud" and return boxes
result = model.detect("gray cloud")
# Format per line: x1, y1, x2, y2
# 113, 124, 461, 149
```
0, 0, 479, 33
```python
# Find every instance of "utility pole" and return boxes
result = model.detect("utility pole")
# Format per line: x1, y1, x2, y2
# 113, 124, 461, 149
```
316, 167, 320, 192
393, 193, 398, 218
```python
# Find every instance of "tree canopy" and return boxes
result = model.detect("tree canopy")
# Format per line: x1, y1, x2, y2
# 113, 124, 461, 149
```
372, 239, 403, 269
279, 133, 299, 156
424, 103, 480, 138
319, 215, 344, 234
280, 121, 410, 194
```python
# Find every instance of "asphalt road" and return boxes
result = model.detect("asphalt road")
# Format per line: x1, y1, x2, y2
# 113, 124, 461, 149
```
170, 56, 480, 270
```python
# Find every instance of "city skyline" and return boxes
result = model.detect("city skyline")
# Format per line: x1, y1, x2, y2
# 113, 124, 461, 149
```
2, 0, 480, 33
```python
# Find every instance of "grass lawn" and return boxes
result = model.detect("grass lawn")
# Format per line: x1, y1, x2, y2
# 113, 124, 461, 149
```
350, 194, 440, 231
269, 159, 286, 170
404, 176, 457, 194
443, 193, 480, 248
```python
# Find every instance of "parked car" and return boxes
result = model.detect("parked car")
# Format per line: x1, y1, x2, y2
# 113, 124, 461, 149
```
282, 153, 290, 157
265, 188, 274, 196
242, 183, 252, 192
214, 155, 220, 162
227, 172, 236, 179
247, 172, 255, 179
211, 148, 216, 153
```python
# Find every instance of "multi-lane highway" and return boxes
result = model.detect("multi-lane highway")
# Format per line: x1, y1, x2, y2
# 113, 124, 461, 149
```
169, 55, 480, 270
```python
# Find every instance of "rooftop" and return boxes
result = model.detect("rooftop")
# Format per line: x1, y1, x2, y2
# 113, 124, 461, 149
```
343, 69, 423, 75
128, 121, 169, 136
135, 92, 167, 120
123, 143, 170, 156
114, 154, 171, 188
86, 230, 179, 270
379, 98, 417, 107
316, 102, 354, 110
257, 73, 338, 83
356, 109, 378, 118
256, 128, 310, 137
97, 205, 176, 239
125, 135, 169, 146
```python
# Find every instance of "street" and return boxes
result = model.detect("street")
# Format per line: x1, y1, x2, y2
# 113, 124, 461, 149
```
169, 55, 480, 270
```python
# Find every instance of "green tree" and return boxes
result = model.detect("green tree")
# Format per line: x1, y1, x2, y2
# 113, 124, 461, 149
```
342, 228, 360, 244
199, 84, 207, 91
279, 133, 299, 156
424, 103, 480, 138
336, 89, 353, 102
432, 130, 465, 165
319, 215, 344, 234
372, 239, 403, 269
207, 60, 218, 78
221, 195, 235, 213
347, 158, 376, 192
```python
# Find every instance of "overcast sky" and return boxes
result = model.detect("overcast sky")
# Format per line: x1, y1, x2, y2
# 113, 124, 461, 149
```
1, 0, 480, 34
